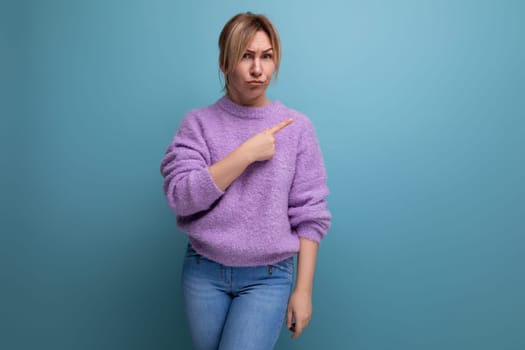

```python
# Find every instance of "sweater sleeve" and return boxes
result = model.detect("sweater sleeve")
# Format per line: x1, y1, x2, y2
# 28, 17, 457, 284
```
160, 114, 224, 216
288, 120, 331, 243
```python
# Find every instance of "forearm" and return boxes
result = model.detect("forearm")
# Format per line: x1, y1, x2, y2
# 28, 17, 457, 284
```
294, 238, 319, 294
208, 147, 253, 191
209, 118, 293, 191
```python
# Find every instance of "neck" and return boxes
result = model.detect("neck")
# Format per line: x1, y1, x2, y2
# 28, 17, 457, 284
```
227, 91, 270, 107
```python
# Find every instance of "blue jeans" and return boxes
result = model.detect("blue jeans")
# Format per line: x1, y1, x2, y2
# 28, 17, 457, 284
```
182, 244, 294, 350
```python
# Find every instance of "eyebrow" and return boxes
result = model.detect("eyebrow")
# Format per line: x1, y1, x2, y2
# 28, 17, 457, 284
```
245, 48, 273, 53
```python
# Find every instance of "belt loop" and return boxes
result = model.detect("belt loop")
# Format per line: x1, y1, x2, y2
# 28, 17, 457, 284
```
268, 265, 273, 275
196, 255, 201, 265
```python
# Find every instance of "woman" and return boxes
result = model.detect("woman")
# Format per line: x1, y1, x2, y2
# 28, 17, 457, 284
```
160, 12, 331, 349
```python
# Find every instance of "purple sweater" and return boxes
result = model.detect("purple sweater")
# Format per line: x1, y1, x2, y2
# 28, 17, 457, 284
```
161, 96, 331, 266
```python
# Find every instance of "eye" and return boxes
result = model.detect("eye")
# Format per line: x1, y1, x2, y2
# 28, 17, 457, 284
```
242, 53, 253, 60
262, 53, 273, 60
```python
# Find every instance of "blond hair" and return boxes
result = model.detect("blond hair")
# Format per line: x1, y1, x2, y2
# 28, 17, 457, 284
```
218, 12, 281, 92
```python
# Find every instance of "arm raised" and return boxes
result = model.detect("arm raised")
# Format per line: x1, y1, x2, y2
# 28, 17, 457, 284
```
209, 118, 293, 191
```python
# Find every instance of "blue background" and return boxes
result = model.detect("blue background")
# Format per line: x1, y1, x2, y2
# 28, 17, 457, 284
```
2, 0, 524, 349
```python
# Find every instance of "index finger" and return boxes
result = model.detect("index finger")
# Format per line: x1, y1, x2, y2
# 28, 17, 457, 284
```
269, 118, 293, 135
291, 322, 303, 340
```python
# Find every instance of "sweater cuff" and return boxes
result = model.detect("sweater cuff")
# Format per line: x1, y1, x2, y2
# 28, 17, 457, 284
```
295, 224, 324, 244
202, 167, 225, 200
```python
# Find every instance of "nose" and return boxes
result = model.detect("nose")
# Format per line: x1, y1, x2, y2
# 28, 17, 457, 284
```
250, 58, 262, 77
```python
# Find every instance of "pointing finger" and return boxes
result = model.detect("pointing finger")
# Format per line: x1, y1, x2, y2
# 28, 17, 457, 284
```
268, 118, 293, 135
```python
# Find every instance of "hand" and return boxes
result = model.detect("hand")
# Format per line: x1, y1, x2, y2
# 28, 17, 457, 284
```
238, 118, 293, 162
286, 290, 312, 340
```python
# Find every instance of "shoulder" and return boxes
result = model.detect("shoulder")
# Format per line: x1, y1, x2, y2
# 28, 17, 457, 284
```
182, 100, 219, 123
277, 102, 316, 133
177, 99, 223, 131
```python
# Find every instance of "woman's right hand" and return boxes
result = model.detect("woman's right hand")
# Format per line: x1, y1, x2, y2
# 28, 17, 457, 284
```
239, 118, 293, 162
208, 118, 293, 191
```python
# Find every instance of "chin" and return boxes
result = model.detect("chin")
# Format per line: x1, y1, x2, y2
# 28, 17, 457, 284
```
247, 94, 264, 102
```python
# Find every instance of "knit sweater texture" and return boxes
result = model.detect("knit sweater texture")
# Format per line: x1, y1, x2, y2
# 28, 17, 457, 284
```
161, 96, 331, 266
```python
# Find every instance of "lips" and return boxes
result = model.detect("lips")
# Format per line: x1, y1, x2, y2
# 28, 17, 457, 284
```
247, 80, 265, 85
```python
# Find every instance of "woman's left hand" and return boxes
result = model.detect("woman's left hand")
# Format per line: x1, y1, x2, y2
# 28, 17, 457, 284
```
286, 290, 312, 339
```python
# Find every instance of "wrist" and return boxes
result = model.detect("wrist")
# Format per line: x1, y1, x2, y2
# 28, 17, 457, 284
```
293, 286, 313, 296
235, 144, 255, 164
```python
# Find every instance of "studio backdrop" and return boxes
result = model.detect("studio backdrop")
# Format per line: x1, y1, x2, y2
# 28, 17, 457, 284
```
2, 0, 524, 349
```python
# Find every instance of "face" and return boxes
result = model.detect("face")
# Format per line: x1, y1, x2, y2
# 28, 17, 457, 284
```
226, 30, 276, 107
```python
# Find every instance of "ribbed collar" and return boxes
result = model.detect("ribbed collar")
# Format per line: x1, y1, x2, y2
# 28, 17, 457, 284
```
217, 95, 283, 119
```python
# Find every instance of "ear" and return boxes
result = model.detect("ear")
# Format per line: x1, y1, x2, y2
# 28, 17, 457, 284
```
220, 66, 229, 84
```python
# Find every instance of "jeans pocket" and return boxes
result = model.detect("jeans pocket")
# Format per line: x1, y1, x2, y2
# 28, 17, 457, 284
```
270, 257, 294, 275
185, 244, 201, 264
